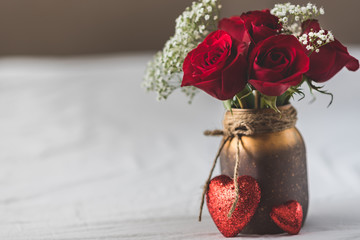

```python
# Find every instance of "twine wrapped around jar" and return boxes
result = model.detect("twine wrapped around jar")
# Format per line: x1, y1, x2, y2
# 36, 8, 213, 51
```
199, 105, 298, 221
204, 105, 297, 137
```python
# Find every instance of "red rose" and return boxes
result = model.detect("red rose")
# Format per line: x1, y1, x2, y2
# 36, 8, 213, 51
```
217, 17, 251, 44
219, 9, 281, 44
249, 35, 309, 96
302, 20, 359, 83
181, 30, 249, 100
241, 9, 282, 43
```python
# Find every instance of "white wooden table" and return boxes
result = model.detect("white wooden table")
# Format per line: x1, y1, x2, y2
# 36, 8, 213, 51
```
0, 51, 359, 239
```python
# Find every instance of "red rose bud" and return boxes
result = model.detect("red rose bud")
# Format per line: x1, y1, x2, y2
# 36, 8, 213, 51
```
249, 35, 309, 96
218, 17, 251, 44
181, 30, 249, 100
219, 9, 281, 44
302, 20, 359, 83
240, 9, 282, 43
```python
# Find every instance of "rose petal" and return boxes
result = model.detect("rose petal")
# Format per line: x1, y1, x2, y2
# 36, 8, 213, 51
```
218, 17, 251, 44
181, 30, 249, 100
302, 20, 359, 82
220, 42, 249, 100
248, 79, 293, 96
249, 35, 309, 96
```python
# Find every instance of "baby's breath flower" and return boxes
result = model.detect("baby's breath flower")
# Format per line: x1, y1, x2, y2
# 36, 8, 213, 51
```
299, 28, 335, 55
143, 0, 221, 101
306, 45, 313, 51
271, 3, 325, 36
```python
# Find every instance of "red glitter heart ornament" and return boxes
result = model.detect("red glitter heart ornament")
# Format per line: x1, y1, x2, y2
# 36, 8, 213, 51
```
270, 200, 303, 235
206, 175, 261, 237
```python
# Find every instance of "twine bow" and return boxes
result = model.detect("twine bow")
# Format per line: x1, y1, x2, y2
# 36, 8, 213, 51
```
198, 105, 298, 221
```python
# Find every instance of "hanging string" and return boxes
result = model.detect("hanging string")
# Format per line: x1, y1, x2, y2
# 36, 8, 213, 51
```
227, 136, 241, 218
198, 136, 231, 222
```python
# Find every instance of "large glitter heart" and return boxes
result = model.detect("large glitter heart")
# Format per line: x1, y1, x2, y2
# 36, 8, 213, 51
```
270, 200, 303, 235
206, 175, 261, 237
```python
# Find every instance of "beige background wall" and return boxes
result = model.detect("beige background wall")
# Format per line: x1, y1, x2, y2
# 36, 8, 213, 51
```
0, 0, 359, 56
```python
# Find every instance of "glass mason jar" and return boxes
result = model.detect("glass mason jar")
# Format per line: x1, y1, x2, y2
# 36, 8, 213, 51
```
219, 105, 308, 234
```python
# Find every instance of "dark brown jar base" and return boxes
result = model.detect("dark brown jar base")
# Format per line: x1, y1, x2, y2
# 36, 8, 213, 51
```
220, 127, 309, 234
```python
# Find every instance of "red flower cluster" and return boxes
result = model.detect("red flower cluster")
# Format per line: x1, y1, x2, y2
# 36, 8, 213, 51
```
181, 9, 359, 100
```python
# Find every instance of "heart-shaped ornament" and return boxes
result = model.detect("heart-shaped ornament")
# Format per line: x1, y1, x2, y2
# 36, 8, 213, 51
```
270, 200, 303, 235
206, 175, 261, 237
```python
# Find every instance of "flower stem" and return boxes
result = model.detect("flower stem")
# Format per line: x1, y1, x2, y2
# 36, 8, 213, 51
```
254, 90, 260, 109
236, 95, 245, 109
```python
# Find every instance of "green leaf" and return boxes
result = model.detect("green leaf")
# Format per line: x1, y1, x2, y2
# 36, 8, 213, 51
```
262, 95, 280, 113
223, 99, 233, 113
235, 85, 252, 109
278, 85, 306, 105
289, 87, 305, 101
244, 92, 255, 109
305, 78, 334, 107
236, 86, 251, 100
277, 91, 290, 106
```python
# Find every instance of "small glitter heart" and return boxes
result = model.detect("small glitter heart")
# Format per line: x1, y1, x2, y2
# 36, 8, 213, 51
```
270, 200, 303, 235
206, 175, 261, 237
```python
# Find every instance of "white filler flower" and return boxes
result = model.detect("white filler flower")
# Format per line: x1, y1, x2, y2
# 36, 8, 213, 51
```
143, 0, 221, 102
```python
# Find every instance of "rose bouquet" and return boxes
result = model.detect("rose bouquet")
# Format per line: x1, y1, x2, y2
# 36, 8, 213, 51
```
143, 1, 359, 111
143, 0, 359, 237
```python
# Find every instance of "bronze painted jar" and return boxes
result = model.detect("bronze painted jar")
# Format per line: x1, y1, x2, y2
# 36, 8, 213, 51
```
219, 105, 308, 234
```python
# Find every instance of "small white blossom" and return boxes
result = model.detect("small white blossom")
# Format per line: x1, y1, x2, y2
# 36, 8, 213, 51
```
313, 7, 318, 14
143, 0, 221, 101
299, 29, 335, 54
271, 3, 326, 36
319, 7, 325, 15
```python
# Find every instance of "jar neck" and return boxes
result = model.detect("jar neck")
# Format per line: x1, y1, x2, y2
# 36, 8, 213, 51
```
222, 104, 297, 136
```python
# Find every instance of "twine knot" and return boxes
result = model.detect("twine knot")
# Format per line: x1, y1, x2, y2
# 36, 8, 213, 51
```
204, 104, 297, 138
